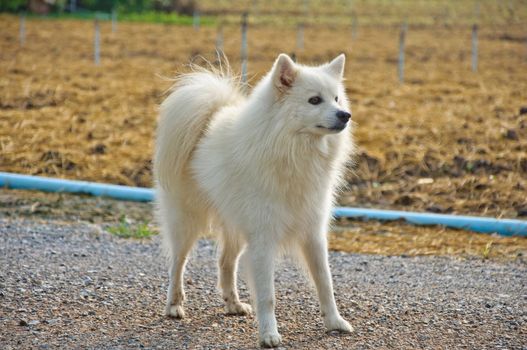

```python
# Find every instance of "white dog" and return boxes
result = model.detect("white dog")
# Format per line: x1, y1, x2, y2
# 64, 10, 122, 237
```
154, 53, 353, 348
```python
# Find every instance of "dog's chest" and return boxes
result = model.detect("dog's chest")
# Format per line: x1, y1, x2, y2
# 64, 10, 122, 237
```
260, 147, 337, 202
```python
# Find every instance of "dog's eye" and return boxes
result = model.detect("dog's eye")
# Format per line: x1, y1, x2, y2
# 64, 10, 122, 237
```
308, 96, 322, 105
335, 96, 338, 102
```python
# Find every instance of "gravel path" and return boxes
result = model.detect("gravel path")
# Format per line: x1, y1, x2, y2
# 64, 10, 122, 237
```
1, 218, 526, 349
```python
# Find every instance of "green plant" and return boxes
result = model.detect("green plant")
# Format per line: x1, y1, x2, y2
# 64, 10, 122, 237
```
107, 215, 157, 238
482, 241, 493, 259
29, 10, 215, 26
0, 0, 27, 12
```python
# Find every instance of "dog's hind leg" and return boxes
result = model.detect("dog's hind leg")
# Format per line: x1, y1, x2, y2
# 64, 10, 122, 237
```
164, 217, 198, 319
218, 234, 252, 315
300, 233, 353, 333
159, 191, 203, 319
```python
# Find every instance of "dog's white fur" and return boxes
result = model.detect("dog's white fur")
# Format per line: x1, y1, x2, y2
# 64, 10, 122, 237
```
154, 53, 353, 348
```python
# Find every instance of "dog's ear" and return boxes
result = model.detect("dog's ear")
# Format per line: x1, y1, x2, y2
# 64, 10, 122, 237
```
326, 54, 346, 79
272, 53, 297, 92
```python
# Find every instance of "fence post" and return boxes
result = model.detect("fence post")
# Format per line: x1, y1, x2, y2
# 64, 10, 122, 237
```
303, 0, 309, 14
351, 12, 358, 40
297, 22, 304, 50
19, 13, 25, 47
94, 19, 100, 66
111, 9, 117, 33
69, 0, 76, 13
193, 10, 200, 31
251, 0, 260, 17
507, 0, 514, 20
398, 22, 407, 83
472, 24, 478, 72
216, 23, 224, 54
241, 12, 248, 85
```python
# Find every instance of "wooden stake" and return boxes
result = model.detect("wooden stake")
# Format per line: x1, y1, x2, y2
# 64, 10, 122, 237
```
398, 22, 407, 83
241, 13, 248, 85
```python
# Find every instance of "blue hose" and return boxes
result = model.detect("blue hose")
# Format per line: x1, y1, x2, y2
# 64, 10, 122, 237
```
333, 207, 526, 237
1, 172, 526, 236
0, 172, 153, 202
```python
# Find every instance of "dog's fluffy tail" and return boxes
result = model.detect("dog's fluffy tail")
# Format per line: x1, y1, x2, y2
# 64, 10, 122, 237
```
154, 64, 243, 191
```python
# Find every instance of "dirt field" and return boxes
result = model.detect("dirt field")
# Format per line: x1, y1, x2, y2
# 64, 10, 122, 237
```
1, 13, 526, 220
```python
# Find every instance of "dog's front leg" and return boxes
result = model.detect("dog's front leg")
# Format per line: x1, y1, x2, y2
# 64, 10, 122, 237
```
301, 234, 353, 334
247, 241, 281, 348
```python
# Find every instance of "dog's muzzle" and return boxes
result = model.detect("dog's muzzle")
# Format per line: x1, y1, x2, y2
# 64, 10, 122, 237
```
332, 110, 351, 130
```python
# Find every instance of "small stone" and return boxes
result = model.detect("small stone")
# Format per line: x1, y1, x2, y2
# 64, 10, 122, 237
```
504, 129, 518, 140
394, 195, 414, 206
519, 106, 527, 115
91, 143, 107, 155
19, 319, 28, 326
417, 177, 434, 185
28, 320, 40, 326
426, 205, 445, 213
520, 159, 527, 173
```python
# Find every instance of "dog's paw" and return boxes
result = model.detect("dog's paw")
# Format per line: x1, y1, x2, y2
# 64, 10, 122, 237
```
325, 316, 353, 333
226, 301, 252, 315
165, 304, 185, 319
259, 332, 282, 348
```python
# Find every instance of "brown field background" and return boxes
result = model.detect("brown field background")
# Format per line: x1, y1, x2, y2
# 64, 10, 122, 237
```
0, 2, 526, 257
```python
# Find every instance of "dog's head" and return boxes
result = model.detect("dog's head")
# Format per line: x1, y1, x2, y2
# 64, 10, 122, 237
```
271, 53, 351, 136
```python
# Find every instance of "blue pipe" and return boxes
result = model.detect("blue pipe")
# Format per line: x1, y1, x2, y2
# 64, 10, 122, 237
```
1, 172, 526, 236
333, 207, 526, 237
0, 172, 153, 202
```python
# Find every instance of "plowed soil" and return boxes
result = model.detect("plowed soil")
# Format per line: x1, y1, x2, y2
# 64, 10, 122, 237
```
1, 14, 526, 220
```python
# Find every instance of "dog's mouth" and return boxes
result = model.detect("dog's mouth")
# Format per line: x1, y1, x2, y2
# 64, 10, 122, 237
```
316, 125, 346, 132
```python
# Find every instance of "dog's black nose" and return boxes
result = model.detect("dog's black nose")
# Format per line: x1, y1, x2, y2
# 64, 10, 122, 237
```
336, 110, 351, 123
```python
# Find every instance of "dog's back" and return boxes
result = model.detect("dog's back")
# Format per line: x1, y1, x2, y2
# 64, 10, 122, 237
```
154, 68, 244, 192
